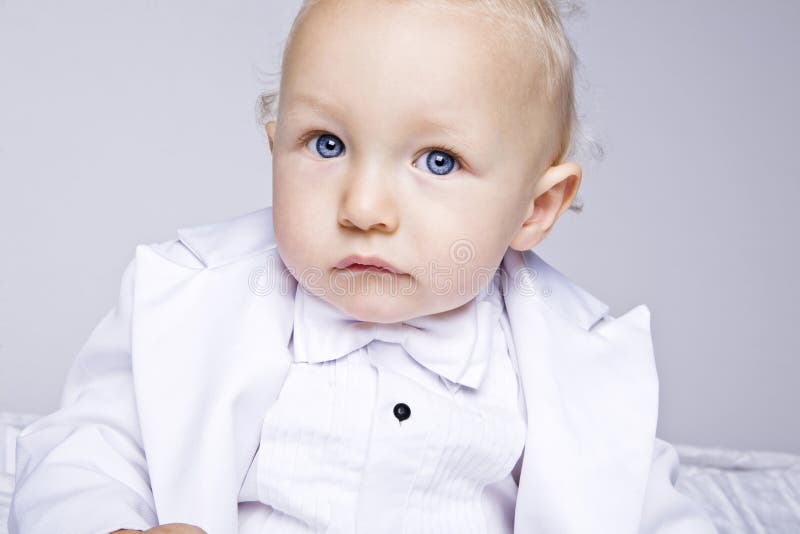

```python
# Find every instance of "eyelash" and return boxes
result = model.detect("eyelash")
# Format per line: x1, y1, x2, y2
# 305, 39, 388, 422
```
296, 131, 465, 169
426, 143, 465, 168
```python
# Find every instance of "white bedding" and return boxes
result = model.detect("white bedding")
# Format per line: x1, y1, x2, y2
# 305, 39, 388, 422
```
674, 444, 800, 533
2, 412, 799, 534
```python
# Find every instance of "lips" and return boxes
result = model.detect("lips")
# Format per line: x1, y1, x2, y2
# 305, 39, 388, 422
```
335, 254, 402, 274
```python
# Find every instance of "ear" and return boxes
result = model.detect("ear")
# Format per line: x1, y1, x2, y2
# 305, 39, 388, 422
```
265, 121, 277, 154
508, 161, 582, 251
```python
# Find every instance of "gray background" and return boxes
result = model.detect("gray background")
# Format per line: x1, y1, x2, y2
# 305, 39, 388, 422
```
1, 1, 798, 454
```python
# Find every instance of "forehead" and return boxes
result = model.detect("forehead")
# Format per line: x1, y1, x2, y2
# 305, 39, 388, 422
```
281, 0, 549, 149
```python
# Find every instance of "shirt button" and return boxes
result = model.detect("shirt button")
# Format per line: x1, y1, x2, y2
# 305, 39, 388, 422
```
393, 402, 411, 422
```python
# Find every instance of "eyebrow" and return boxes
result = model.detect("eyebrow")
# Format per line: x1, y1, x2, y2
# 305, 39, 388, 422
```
409, 114, 482, 157
287, 92, 346, 118
411, 116, 471, 144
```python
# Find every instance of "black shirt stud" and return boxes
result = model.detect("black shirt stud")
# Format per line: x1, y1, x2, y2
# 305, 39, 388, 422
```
393, 402, 411, 423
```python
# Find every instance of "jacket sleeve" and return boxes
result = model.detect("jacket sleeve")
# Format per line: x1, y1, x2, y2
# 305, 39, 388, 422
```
8, 255, 158, 534
638, 437, 718, 533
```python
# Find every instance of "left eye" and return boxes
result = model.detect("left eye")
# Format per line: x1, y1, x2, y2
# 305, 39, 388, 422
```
306, 133, 345, 158
413, 150, 460, 176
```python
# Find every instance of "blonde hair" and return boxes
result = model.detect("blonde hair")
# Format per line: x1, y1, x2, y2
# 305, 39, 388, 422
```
255, 0, 602, 213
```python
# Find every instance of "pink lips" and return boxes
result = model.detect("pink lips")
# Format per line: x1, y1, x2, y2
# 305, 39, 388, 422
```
335, 254, 402, 274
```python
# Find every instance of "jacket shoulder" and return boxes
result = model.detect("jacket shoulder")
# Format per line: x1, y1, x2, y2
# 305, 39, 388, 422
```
519, 248, 613, 331
144, 206, 277, 269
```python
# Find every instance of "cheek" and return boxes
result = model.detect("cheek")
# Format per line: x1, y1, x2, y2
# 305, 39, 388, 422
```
445, 235, 508, 301
273, 157, 308, 208
273, 189, 318, 272
274, 207, 322, 267
412, 191, 513, 264
454, 202, 519, 275
274, 153, 342, 214
274, 159, 332, 228
272, 206, 301, 275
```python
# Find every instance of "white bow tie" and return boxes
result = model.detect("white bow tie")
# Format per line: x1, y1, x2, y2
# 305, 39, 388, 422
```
291, 280, 504, 389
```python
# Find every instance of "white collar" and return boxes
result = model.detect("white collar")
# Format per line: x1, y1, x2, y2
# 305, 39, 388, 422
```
290, 271, 505, 389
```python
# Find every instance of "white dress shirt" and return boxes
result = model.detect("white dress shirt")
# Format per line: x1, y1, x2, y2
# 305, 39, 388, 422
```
7, 206, 716, 534
237, 272, 527, 533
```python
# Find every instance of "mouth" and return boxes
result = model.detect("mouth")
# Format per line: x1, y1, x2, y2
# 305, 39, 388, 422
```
335, 254, 403, 274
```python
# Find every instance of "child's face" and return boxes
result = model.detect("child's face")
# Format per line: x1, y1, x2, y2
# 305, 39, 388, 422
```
267, 0, 581, 323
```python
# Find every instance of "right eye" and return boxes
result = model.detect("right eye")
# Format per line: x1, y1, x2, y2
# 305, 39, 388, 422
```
305, 133, 345, 158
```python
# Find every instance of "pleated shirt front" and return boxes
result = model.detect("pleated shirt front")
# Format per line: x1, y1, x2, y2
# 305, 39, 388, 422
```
238, 275, 527, 534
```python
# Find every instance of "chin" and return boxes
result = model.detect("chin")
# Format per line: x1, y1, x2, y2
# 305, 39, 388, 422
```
333, 294, 412, 324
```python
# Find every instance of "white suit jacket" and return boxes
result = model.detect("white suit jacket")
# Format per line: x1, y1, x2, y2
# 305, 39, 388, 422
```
9, 206, 717, 534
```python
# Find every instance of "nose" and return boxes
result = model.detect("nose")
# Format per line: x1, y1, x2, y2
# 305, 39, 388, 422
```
337, 168, 399, 233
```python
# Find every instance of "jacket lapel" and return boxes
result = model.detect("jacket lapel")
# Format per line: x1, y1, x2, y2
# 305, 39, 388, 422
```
132, 232, 295, 532
501, 248, 659, 533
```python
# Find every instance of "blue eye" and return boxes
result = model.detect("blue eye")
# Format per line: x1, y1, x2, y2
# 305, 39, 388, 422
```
306, 133, 345, 158
413, 149, 460, 176
302, 132, 462, 176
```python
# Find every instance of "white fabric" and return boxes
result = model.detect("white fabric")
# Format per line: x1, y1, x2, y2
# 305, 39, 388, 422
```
0, 413, 39, 534
7, 206, 719, 533
674, 444, 800, 533
236, 274, 526, 532
5, 412, 800, 534
291, 279, 502, 389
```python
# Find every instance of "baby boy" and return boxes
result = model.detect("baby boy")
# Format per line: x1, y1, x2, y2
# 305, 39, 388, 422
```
9, 1, 718, 533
